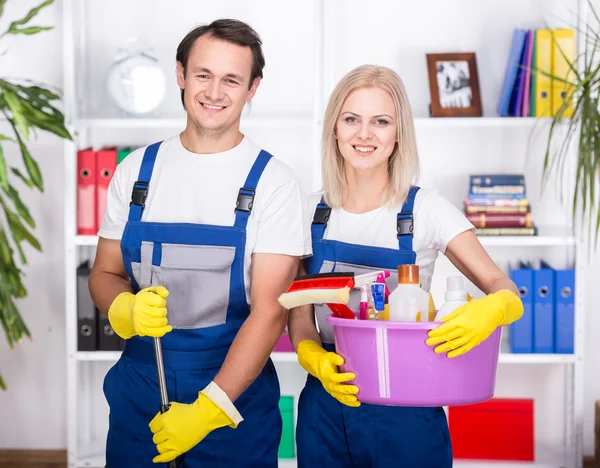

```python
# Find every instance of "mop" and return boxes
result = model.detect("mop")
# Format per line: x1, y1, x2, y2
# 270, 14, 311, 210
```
154, 336, 184, 468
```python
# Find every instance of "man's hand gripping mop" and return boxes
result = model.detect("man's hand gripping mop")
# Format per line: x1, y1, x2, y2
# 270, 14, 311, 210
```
277, 271, 390, 407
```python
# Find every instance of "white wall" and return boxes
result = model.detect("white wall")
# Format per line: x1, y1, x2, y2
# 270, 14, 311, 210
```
0, 0, 599, 459
0, 0, 66, 448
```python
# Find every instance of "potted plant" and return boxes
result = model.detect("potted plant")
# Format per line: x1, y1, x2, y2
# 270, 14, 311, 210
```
542, 0, 600, 247
0, 0, 71, 389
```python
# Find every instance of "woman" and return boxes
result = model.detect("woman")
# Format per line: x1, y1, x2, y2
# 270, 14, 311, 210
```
287, 65, 524, 467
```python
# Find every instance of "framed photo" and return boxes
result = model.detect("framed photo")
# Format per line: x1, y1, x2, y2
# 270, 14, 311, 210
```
426, 53, 482, 117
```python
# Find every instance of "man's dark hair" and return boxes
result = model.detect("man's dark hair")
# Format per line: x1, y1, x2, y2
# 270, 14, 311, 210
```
176, 19, 265, 107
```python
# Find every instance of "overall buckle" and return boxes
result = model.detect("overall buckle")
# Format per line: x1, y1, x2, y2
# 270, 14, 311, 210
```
313, 205, 331, 225
235, 187, 255, 213
130, 181, 149, 208
397, 211, 414, 237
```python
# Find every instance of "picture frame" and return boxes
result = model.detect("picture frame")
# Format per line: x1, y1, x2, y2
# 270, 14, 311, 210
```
426, 53, 483, 117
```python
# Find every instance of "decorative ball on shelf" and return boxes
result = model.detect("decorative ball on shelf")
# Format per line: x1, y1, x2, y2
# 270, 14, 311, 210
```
106, 38, 166, 116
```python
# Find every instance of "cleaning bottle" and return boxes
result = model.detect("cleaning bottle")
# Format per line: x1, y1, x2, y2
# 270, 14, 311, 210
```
388, 296, 418, 322
435, 276, 468, 321
388, 264, 429, 322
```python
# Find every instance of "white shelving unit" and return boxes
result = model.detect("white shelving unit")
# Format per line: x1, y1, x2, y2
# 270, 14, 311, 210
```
63, 1, 587, 467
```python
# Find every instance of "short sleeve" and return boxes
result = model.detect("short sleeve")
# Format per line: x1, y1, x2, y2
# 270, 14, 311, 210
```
413, 189, 475, 254
253, 178, 312, 257
97, 164, 130, 240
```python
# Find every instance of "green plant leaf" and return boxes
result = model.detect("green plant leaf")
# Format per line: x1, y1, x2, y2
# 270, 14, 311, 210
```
0, 229, 26, 298
0, 144, 8, 192
6, 26, 52, 36
4, 206, 41, 253
10, 168, 35, 189
0, 0, 7, 18
2, 90, 30, 140
9, 124, 43, 191
8, 0, 54, 26
4, 185, 34, 228
0, 374, 5, 391
2, 82, 72, 140
3, 0, 54, 38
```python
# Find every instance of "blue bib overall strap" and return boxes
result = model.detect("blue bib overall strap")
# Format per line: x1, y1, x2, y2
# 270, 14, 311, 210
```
105, 142, 281, 468
233, 149, 272, 229
311, 185, 419, 251
297, 185, 452, 468
127, 141, 161, 223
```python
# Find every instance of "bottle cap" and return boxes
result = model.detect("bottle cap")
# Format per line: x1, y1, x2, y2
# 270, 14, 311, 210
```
447, 276, 464, 291
445, 276, 467, 301
398, 264, 419, 285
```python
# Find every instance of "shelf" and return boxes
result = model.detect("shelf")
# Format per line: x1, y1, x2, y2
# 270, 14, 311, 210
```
76, 440, 297, 468
498, 353, 576, 364
454, 461, 560, 468
453, 444, 564, 467
75, 350, 574, 365
76, 351, 121, 361
75, 111, 313, 129
75, 350, 299, 363
454, 454, 564, 468
76, 454, 104, 468
76, 449, 297, 468
78, 228, 575, 248
476, 226, 575, 247
72, 114, 554, 130
413, 116, 552, 129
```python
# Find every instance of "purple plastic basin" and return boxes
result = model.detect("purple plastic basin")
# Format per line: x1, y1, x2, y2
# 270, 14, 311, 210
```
326, 316, 502, 407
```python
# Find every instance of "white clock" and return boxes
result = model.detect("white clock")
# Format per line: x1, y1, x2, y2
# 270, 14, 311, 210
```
106, 38, 167, 116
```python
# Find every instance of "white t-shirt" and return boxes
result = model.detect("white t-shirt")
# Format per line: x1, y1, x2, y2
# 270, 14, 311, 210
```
307, 188, 474, 292
99, 134, 312, 302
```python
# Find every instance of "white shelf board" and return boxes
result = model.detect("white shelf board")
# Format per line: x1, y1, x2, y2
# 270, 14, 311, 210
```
75, 350, 299, 363
76, 111, 313, 129
279, 460, 297, 468
76, 454, 104, 468
73, 114, 554, 130
454, 455, 563, 468
498, 353, 576, 364
75, 235, 100, 246
76, 351, 121, 361
76, 441, 297, 468
413, 116, 552, 129
477, 226, 575, 247
77, 452, 296, 468
77, 226, 575, 248
75, 350, 573, 365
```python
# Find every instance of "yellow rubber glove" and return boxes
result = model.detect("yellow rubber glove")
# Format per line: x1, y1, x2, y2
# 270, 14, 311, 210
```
149, 382, 242, 463
107, 286, 172, 339
297, 340, 360, 407
426, 289, 524, 358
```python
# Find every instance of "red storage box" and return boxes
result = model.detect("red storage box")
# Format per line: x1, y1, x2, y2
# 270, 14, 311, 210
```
449, 398, 534, 461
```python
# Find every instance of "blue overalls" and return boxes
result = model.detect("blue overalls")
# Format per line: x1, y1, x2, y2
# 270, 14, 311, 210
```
296, 187, 452, 468
103, 141, 282, 468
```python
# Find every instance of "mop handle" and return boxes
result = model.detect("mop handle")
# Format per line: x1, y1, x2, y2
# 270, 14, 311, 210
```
153, 337, 180, 468
153, 337, 170, 412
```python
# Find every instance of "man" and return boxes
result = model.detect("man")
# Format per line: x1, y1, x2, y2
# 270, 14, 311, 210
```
89, 19, 310, 467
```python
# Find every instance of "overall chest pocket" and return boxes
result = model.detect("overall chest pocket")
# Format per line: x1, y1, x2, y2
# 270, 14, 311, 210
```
132, 242, 236, 329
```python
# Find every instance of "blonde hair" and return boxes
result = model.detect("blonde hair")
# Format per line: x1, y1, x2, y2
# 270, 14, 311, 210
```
321, 64, 420, 208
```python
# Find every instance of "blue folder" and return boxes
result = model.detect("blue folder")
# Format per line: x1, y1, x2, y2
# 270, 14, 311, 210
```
554, 268, 575, 354
533, 261, 555, 353
509, 262, 534, 353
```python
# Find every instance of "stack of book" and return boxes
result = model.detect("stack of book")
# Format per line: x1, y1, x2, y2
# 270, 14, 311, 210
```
465, 174, 537, 236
